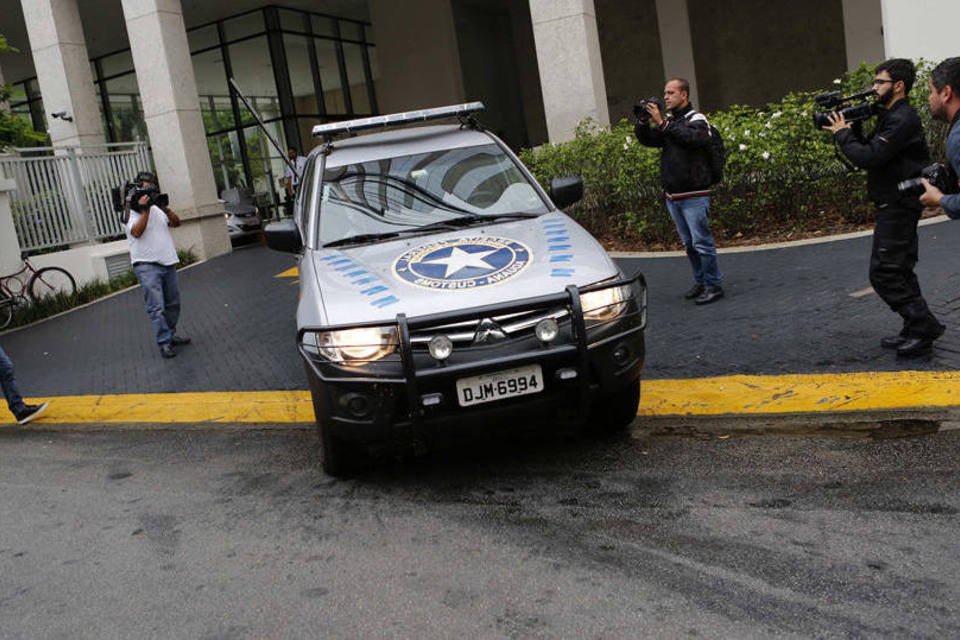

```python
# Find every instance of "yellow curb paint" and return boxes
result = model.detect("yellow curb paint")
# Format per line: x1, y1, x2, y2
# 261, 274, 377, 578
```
2, 371, 957, 425
640, 371, 960, 416
275, 267, 299, 278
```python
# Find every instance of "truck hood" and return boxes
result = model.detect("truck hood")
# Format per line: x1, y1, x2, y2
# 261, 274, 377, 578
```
309, 214, 619, 326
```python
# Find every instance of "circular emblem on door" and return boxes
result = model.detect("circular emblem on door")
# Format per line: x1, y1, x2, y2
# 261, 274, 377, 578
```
393, 236, 531, 290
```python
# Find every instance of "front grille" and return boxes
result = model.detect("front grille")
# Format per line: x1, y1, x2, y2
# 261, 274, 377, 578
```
409, 307, 569, 349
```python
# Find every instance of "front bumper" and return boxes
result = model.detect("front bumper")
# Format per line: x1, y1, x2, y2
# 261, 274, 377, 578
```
298, 273, 647, 451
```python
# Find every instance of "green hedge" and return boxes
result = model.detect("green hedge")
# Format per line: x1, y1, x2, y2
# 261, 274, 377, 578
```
519, 61, 950, 246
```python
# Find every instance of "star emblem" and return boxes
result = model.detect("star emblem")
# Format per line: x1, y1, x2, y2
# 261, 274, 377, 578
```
421, 246, 499, 278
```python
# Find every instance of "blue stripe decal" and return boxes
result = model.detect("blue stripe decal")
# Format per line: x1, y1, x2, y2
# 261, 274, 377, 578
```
546, 229, 567, 236
551, 268, 575, 277
353, 276, 377, 286
329, 258, 352, 266
547, 236, 570, 244
335, 263, 358, 271
346, 269, 368, 277
362, 285, 389, 296
548, 244, 572, 252
550, 255, 573, 263
319, 254, 339, 262
371, 296, 399, 308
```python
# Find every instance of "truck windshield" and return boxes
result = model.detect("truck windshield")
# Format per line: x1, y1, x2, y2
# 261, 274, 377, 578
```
316, 143, 549, 246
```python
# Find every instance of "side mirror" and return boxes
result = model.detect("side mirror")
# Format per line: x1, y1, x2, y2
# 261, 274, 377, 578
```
264, 219, 303, 254
549, 176, 584, 210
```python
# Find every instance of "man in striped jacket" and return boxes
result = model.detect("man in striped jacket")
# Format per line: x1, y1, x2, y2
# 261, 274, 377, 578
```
636, 77, 724, 305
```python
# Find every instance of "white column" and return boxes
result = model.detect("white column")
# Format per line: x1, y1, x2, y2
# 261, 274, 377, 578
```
654, 0, 699, 108
879, 0, 960, 61
369, 0, 465, 113
121, 0, 230, 261
20, 0, 105, 146
529, 0, 609, 142
842, 0, 885, 69
0, 178, 23, 276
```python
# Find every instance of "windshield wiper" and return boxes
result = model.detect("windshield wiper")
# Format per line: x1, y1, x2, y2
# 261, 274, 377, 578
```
322, 232, 402, 248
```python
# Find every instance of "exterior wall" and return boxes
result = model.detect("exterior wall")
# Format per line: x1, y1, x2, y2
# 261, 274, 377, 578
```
880, 0, 960, 62
27, 239, 131, 286
595, 0, 664, 125
686, 0, 847, 112
842, 0, 885, 69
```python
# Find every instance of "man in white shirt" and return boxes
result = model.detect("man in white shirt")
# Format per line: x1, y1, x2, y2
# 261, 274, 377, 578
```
125, 172, 190, 359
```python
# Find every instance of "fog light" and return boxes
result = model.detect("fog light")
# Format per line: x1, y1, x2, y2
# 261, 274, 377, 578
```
535, 318, 559, 343
421, 393, 443, 407
556, 367, 578, 381
341, 393, 372, 418
428, 334, 453, 361
613, 344, 630, 364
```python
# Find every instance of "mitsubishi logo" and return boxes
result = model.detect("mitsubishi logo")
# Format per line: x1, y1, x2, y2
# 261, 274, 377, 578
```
473, 318, 507, 344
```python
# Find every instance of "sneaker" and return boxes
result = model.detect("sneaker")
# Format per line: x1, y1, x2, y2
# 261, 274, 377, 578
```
15, 402, 49, 425
880, 334, 908, 349
171, 335, 191, 346
694, 286, 725, 305
160, 344, 176, 359
684, 283, 706, 300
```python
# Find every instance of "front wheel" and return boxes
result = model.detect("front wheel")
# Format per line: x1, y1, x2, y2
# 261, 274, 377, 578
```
588, 380, 641, 432
28, 267, 77, 303
0, 297, 14, 330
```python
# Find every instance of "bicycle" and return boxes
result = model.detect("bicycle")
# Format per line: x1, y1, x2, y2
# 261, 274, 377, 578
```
0, 254, 77, 329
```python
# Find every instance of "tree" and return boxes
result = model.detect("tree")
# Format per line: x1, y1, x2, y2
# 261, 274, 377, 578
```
1, 34, 48, 150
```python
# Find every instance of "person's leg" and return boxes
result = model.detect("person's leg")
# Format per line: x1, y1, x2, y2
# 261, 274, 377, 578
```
679, 196, 722, 289
134, 263, 175, 347
161, 266, 181, 336
666, 198, 702, 284
0, 343, 27, 416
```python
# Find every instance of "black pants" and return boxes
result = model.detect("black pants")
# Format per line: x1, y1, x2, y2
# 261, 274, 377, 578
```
869, 207, 943, 338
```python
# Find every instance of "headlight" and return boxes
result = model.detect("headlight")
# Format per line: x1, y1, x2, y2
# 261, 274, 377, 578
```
580, 284, 632, 321
308, 326, 398, 363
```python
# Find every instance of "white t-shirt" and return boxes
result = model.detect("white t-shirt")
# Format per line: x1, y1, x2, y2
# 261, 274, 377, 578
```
126, 205, 179, 266
284, 156, 308, 187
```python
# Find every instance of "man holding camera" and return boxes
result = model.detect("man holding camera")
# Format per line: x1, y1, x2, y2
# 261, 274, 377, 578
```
822, 59, 944, 358
920, 57, 960, 219
635, 78, 724, 305
125, 172, 190, 359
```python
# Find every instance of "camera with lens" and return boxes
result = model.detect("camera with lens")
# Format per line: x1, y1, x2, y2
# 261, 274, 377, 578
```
897, 162, 959, 196
812, 89, 878, 129
634, 96, 666, 123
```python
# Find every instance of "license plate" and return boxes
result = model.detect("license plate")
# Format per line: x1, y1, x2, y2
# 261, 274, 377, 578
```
456, 364, 544, 407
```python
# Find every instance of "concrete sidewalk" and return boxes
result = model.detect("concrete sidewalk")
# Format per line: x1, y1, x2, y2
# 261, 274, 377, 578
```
1, 219, 958, 424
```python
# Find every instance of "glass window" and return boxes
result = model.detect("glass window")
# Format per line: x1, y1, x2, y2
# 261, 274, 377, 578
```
342, 42, 371, 114
188, 25, 219, 52
207, 130, 245, 196
316, 144, 548, 246
192, 48, 233, 132
314, 39, 345, 114
279, 9, 308, 33
222, 11, 265, 42
99, 50, 134, 78
105, 74, 148, 142
339, 21, 363, 42
311, 16, 336, 37
243, 122, 288, 196
284, 34, 319, 115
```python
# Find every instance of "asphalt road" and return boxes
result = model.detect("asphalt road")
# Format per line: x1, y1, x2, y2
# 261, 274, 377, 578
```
2, 422, 958, 638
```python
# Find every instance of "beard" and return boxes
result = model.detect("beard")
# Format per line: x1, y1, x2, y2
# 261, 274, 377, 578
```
875, 90, 894, 106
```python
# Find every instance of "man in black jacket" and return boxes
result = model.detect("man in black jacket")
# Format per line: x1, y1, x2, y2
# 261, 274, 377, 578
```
636, 78, 724, 305
823, 58, 944, 358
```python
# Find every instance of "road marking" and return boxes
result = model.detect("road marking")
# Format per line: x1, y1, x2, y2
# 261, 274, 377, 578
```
849, 286, 874, 298
275, 267, 299, 278
2, 371, 958, 425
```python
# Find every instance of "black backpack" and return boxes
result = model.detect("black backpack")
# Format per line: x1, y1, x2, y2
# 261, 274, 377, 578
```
687, 111, 726, 185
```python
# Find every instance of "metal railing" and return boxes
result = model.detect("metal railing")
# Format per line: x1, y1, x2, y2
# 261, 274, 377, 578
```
0, 142, 153, 252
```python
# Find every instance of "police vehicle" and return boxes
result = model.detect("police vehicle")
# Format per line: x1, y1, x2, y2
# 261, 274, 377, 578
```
265, 103, 647, 476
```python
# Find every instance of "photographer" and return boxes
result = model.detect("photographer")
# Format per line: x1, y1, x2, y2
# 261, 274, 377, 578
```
125, 171, 191, 359
920, 57, 960, 219
822, 59, 944, 358
635, 78, 724, 305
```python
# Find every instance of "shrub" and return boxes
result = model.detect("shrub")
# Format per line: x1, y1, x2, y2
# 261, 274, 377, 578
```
519, 61, 944, 247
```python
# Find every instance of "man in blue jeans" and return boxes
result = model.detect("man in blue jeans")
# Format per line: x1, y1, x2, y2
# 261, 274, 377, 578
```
125, 172, 191, 359
1, 343, 48, 424
636, 78, 724, 304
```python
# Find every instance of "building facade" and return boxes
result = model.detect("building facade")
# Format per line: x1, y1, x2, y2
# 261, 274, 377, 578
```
1, 0, 957, 260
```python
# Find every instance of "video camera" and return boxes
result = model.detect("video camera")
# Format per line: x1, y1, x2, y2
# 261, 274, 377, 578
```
812, 89, 878, 129
633, 96, 666, 123
897, 162, 960, 197
110, 173, 169, 214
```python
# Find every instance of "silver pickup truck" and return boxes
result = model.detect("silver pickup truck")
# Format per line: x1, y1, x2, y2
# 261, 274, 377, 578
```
265, 103, 646, 476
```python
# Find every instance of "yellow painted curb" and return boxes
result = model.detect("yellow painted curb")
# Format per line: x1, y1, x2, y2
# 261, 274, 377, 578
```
2, 371, 957, 425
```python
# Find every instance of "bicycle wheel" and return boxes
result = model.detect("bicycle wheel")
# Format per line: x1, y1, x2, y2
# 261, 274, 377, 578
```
0, 298, 13, 330
28, 267, 77, 303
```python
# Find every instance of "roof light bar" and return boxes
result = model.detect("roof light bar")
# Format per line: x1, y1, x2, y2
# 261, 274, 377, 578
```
312, 102, 485, 139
